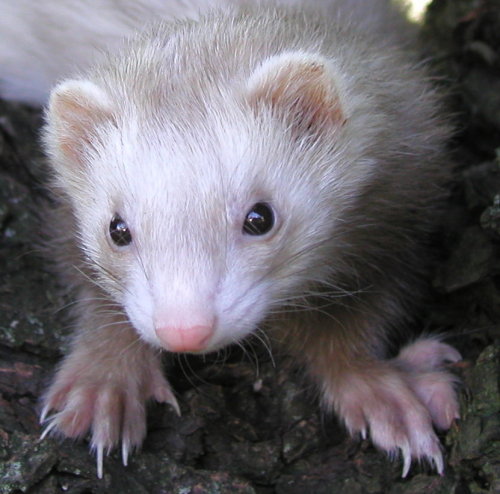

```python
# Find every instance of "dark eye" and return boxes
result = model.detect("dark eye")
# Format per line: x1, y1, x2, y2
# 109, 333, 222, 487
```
109, 214, 132, 246
243, 202, 275, 236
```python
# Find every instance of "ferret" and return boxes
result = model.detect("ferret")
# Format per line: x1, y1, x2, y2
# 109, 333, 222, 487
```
3, 0, 461, 480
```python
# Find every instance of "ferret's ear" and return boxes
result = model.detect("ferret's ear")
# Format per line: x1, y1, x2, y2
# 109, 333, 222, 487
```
45, 79, 115, 166
246, 52, 345, 135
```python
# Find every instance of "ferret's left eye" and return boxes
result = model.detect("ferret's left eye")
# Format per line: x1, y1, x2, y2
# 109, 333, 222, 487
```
109, 214, 132, 246
243, 202, 275, 235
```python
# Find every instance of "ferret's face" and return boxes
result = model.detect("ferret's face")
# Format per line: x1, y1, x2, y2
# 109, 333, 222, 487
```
45, 51, 356, 354
75, 114, 339, 354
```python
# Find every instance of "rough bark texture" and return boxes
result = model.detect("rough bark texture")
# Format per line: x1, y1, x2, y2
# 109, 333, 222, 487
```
0, 1, 499, 492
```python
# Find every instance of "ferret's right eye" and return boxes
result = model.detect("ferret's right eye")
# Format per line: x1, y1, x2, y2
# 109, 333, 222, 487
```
109, 215, 132, 246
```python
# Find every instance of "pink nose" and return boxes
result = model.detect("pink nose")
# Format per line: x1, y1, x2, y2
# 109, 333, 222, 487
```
155, 324, 214, 352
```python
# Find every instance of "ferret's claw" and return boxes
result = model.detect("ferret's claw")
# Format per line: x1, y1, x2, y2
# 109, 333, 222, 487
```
40, 418, 58, 440
153, 384, 181, 416
433, 451, 444, 475
168, 394, 181, 416
401, 443, 412, 478
122, 442, 129, 467
96, 444, 104, 479
40, 405, 50, 424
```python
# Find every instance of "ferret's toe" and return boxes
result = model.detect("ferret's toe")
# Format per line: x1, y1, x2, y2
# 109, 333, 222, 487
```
395, 339, 462, 431
406, 370, 461, 430
121, 394, 147, 456
149, 366, 181, 415
42, 388, 95, 440
396, 338, 462, 372
370, 407, 446, 476
399, 441, 443, 477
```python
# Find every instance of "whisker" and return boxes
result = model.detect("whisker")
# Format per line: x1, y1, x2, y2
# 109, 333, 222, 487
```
175, 353, 204, 390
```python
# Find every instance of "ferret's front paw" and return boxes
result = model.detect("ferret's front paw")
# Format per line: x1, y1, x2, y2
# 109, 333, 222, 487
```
393, 337, 461, 431
40, 352, 179, 478
331, 345, 460, 477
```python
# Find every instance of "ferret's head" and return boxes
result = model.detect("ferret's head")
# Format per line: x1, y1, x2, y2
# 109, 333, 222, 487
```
44, 48, 360, 354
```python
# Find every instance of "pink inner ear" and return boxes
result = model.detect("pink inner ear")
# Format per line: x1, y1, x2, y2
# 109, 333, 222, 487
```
247, 54, 345, 134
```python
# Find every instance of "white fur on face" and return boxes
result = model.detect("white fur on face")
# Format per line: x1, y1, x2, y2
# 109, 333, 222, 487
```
84, 107, 340, 352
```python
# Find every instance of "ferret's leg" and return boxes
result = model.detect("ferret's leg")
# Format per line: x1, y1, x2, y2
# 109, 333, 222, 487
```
40, 293, 178, 478
275, 313, 460, 476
